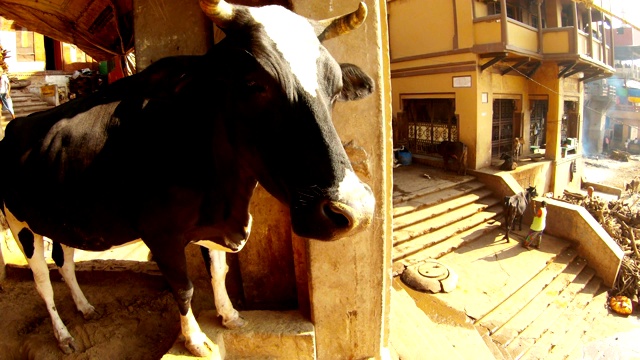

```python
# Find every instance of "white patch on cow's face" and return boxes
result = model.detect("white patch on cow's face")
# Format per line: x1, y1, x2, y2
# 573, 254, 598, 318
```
249, 6, 320, 97
337, 169, 375, 211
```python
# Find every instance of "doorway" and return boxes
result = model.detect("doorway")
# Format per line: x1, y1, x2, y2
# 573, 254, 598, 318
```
530, 100, 548, 148
492, 98, 522, 157
400, 98, 458, 155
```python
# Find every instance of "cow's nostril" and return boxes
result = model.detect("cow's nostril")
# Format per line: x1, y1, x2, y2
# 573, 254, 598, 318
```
323, 202, 353, 229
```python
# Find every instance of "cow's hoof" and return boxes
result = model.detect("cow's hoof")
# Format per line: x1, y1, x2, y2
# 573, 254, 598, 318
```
223, 315, 246, 329
58, 336, 77, 354
185, 332, 215, 358
82, 305, 101, 320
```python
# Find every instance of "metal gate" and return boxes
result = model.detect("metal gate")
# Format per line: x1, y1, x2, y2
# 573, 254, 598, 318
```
399, 98, 458, 155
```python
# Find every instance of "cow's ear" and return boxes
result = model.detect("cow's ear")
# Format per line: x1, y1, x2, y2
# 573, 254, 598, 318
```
337, 63, 374, 102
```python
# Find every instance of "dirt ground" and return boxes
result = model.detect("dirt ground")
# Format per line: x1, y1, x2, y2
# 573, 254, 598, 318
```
582, 153, 640, 191
1, 154, 639, 360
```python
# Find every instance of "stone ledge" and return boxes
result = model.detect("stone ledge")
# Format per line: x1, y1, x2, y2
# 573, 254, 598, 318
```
164, 310, 315, 360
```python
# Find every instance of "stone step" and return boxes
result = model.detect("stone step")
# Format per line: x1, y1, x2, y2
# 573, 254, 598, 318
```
514, 274, 604, 360
422, 230, 573, 322
401, 218, 504, 264
393, 169, 478, 202
165, 310, 316, 359
393, 197, 502, 246
562, 287, 635, 360
394, 187, 494, 230
393, 180, 486, 217
1, 92, 55, 123
477, 248, 584, 340
484, 261, 598, 358
391, 164, 608, 359
506, 268, 603, 358
393, 203, 503, 263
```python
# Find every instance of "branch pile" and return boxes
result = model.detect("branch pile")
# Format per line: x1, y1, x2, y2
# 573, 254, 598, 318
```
559, 191, 640, 300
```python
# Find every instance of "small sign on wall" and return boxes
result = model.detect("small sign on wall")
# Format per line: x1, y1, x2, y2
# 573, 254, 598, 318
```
453, 76, 472, 88
41, 85, 56, 97
40, 85, 59, 106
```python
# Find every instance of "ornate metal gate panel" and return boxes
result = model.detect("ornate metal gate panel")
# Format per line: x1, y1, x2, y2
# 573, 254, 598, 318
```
401, 98, 458, 155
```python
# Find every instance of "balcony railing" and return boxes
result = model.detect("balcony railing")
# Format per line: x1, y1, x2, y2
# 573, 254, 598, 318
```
473, 16, 613, 66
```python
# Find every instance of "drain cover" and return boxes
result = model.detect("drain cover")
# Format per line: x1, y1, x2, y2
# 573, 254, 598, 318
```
418, 260, 448, 279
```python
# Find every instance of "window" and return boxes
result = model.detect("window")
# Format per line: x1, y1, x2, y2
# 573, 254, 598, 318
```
14, 27, 35, 62
561, 100, 580, 155
530, 100, 548, 147
488, 2, 522, 22
400, 98, 458, 155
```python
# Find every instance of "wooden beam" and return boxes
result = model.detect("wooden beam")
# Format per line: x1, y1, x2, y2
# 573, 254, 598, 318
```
481, 53, 507, 72
558, 62, 577, 78
501, 58, 530, 76
526, 61, 542, 78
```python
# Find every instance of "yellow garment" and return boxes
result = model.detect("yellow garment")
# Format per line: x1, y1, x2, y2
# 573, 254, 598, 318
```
530, 207, 547, 232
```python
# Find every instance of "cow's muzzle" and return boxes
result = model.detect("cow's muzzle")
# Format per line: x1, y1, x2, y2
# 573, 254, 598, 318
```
292, 174, 375, 240
321, 196, 374, 239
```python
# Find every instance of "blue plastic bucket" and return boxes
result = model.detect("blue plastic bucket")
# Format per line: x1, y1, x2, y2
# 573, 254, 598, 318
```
398, 150, 412, 166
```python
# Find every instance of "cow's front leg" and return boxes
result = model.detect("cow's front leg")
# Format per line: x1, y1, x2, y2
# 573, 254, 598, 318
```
56, 243, 99, 320
146, 241, 216, 358
26, 236, 78, 352
4, 208, 77, 353
209, 248, 245, 329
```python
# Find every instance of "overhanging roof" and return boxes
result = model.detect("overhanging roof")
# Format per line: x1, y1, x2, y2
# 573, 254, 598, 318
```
0, 0, 134, 61
0, 0, 292, 62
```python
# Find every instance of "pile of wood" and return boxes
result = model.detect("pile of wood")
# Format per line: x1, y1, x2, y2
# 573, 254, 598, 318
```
610, 149, 631, 162
560, 190, 640, 300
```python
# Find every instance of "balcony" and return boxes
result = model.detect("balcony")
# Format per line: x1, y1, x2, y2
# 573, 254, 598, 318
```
473, 0, 615, 81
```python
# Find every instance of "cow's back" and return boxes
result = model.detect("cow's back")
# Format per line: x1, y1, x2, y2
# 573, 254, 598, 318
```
0, 55, 230, 249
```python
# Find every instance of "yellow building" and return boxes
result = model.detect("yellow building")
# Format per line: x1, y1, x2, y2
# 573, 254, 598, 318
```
388, 0, 615, 195
1, 16, 97, 73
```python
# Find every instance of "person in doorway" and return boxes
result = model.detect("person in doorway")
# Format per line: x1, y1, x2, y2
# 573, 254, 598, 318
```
603, 135, 610, 153
0, 68, 15, 120
522, 201, 547, 250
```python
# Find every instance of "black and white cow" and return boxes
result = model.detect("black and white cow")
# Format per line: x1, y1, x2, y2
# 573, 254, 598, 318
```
502, 186, 537, 242
0, 0, 375, 357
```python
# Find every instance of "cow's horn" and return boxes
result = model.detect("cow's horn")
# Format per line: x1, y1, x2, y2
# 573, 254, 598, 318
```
199, 0, 236, 27
317, 2, 367, 42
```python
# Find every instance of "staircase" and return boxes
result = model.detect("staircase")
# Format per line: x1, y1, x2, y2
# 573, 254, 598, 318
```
1, 90, 55, 127
391, 164, 611, 360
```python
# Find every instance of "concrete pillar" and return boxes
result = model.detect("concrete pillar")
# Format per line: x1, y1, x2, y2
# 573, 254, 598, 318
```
293, 1, 392, 359
133, 0, 212, 71
133, 1, 392, 358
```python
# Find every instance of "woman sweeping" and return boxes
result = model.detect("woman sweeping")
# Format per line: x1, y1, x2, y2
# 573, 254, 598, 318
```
522, 201, 547, 250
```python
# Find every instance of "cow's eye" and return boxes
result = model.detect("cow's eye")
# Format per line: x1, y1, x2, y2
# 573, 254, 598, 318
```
246, 81, 266, 94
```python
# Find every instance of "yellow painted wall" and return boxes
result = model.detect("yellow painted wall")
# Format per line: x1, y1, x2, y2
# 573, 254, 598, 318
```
543, 29, 571, 53
474, 20, 502, 46
33, 33, 45, 62
456, 0, 474, 49
391, 70, 479, 167
507, 21, 538, 53
388, 0, 587, 194
388, 0, 455, 59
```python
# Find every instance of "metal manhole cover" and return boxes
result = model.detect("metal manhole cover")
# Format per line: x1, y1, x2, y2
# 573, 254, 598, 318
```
418, 260, 448, 279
